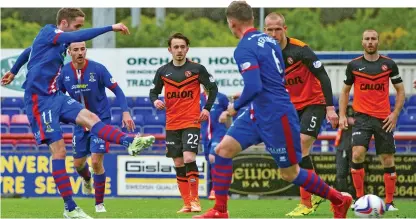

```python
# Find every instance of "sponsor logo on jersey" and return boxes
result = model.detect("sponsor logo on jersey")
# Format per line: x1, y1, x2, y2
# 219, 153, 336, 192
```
285, 76, 304, 85
360, 83, 385, 91
166, 90, 194, 99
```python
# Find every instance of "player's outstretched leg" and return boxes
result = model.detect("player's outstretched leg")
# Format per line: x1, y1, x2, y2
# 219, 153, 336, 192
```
76, 109, 155, 156
281, 165, 352, 218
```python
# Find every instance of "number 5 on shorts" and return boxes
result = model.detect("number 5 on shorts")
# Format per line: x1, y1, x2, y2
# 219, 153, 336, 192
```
310, 116, 317, 128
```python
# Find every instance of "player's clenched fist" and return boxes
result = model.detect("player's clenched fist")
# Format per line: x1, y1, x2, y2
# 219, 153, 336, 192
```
153, 99, 165, 110
112, 23, 130, 35
1, 71, 15, 86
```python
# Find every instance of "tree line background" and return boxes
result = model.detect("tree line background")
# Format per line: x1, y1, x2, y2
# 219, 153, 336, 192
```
2, 8, 415, 50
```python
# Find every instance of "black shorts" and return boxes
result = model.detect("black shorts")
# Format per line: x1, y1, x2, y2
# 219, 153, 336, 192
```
351, 112, 395, 155
297, 105, 326, 138
165, 127, 200, 158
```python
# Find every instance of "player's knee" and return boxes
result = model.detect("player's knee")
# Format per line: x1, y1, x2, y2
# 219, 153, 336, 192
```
50, 143, 66, 159
279, 165, 299, 182
173, 157, 185, 167
216, 142, 238, 158
380, 154, 394, 167
352, 148, 366, 163
73, 159, 84, 169
183, 155, 196, 163
300, 134, 314, 147
76, 109, 100, 129
209, 154, 215, 164
280, 169, 297, 182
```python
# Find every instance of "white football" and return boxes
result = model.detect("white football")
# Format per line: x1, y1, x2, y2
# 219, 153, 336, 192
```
354, 194, 386, 218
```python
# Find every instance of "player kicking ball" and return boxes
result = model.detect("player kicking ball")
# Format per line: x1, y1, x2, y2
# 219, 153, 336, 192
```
8, 40, 138, 213
149, 33, 218, 213
193, 2, 352, 218
1, 8, 154, 219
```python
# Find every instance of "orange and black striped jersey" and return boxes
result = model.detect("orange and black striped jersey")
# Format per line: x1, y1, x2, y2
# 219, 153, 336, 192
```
149, 60, 218, 131
282, 38, 334, 110
344, 55, 402, 119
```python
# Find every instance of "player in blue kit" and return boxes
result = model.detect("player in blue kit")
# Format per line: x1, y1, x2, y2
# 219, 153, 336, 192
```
1, 8, 154, 219
7, 41, 136, 213
59, 41, 136, 212
193, 2, 352, 218
200, 88, 231, 199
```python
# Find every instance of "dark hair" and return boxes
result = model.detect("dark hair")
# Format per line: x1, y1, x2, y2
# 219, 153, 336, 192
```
167, 32, 190, 47
56, 8, 85, 25
226, 1, 253, 22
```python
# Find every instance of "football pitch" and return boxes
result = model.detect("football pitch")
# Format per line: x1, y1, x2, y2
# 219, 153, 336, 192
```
1, 198, 415, 218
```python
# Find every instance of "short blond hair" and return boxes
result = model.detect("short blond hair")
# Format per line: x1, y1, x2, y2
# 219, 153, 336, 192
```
265, 12, 286, 25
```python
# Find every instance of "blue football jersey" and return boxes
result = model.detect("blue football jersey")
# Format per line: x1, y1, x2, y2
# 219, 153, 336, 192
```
22, 24, 113, 96
233, 28, 292, 122
23, 25, 68, 95
58, 60, 117, 119
200, 92, 229, 142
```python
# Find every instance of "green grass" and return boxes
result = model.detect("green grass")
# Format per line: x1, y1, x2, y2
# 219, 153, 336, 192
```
1, 198, 414, 218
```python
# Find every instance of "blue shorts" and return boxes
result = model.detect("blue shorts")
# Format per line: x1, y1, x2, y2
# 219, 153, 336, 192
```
226, 107, 302, 168
72, 118, 111, 159
24, 91, 83, 145
203, 139, 222, 158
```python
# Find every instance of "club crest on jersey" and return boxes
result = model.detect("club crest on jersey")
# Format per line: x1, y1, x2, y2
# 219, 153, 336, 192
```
313, 60, 322, 68
185, 71, 192, 77
381, 64, 388, 71
65, 76, 70, 81
89, 72, 96, 82
287, 57, 294, 65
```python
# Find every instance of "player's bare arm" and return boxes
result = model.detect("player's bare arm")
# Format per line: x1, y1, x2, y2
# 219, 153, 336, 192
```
413, 79, 416, 89
382, 82, 405, 132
